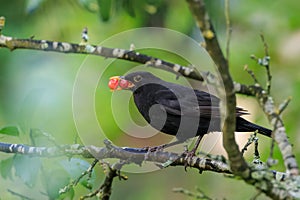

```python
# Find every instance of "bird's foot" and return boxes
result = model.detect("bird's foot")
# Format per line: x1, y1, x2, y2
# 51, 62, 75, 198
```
183, 147, 198, 171
141, 144, 167, 160
182, 135, 203, 171
142, 144, 167, 153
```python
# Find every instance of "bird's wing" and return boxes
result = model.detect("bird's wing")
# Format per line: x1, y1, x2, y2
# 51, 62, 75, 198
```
153, 89, 182, 116
154, 88, 248, 118
154, 89, 214, 117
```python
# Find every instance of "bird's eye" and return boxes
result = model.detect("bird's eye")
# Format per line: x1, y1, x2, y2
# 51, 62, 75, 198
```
134, 75, 142, 82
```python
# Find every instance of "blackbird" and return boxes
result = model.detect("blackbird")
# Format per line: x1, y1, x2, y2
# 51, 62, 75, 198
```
108, 71, 272, 154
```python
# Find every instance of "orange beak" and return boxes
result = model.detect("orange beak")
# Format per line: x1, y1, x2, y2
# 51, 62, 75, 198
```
108, 76, 134, 91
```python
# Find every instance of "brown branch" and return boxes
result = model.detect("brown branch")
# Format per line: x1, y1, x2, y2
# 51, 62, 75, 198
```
224, 0, 232, 60
1, 13, 299, 199
1, 140, 298, 199
80, 161, 128, 200
186, 0, 300, 199
186, 0, 248, 176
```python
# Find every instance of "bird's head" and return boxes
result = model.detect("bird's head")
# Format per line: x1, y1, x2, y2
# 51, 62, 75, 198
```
108, 71, 162, 91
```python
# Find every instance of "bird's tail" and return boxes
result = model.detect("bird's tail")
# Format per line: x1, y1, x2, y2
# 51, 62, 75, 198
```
236, 117, 272, 137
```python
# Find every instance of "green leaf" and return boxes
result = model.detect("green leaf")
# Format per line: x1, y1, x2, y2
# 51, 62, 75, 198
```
60, 158, 91, 180
123, 0, 135, 17
57, 187, 75, 200
13, 155, 41, 187
60, 158, 96, 189
0, 126, 19, 136
0, 157, 14, 179
44, 169, 71, 199
80, 179, 93, 190
97, 0, 112, 21
78, 0, 99, 13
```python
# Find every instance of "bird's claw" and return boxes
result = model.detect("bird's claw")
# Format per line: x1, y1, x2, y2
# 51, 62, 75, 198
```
142, 144, 166, 153
142, 145, 166, 160
183, 149, 197, 171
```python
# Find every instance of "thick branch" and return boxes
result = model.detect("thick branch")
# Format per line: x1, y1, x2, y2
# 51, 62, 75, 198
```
0, 32, 257, 96
1, 141, 298, 199
0, 34, 203, 81
185, 1, 300, 199
0, 141, 231, 174
186, 0, 248, 176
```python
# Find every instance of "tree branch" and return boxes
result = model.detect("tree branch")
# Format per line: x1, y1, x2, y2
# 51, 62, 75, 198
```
249, 76, 299, 175
0, 141, 231, 174
1, 140, 298, 199
0, 16, 260, 97
249, 45, 298, 175
0, 33, 203, 81
80, 161, 128, 200
186, 0, 248, 176
1, 10, 299, 198
186, 0, 299, 198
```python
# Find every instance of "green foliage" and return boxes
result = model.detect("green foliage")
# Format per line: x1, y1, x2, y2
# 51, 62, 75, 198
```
60, 159, 91, 179
43, 168, 72, 199
0, 126, 19, 136
0, 0, 300, 199
60, 158, 95, 189
78, 0, 99, 13
13, 155, 41, 187
0, 157, 13, 179
97, 0, 112, 21
122, 0, 135, 17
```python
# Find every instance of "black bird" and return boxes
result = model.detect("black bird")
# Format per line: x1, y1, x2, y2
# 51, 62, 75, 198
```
109, 71, 272, 155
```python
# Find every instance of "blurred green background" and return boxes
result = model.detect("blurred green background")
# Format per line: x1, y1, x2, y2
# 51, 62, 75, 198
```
0, 0, 300, 199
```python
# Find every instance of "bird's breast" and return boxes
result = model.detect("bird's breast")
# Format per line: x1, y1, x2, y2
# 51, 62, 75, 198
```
133, 92, 155, 122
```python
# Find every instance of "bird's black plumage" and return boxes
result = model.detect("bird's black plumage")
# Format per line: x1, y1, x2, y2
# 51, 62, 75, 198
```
116, 71, 272, 141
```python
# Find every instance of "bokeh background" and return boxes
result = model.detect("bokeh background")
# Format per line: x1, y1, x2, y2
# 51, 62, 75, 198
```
0, 0, 300, 199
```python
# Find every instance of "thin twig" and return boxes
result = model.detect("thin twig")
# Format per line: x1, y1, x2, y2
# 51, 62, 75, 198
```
7, 189, 33, 200
260, 33, 272, 94
241, 132, 257, 156
60, 159, 99, 194
267, 138, 277, 168
250, 191, 262, 200
253, 134, 260, 160
244, 65, 259, 84
278, 96, 292, 115
246, 36, 298, 175
80, 161, 127, 200
173, 187, 213, 200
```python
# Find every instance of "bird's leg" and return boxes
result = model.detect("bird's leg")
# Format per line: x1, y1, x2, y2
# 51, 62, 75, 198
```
140, 140, 184, 160
142, 139, 185, 152
184, 135, 203, 163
